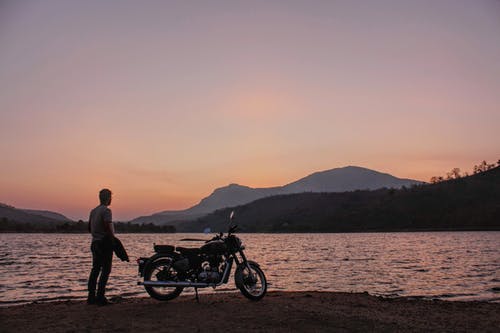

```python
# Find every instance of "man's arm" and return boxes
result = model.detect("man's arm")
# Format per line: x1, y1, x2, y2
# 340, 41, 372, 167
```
104, 221, 114, 237
103, 208, 114, 237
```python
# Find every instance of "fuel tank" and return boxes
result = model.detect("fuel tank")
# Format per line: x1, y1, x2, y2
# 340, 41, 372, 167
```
200, 239, 227, 255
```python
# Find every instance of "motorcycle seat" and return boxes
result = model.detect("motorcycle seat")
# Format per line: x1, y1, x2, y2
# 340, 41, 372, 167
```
154, 244, 175, 253
176, 247, 201, 255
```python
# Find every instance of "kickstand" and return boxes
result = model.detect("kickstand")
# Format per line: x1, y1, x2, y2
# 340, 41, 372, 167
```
194, 287, 199, 303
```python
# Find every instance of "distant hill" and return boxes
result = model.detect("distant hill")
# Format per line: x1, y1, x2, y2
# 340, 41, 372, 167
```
176, 166, 500, 232
21, 209, 72, 221
0, 203, 72, 230
0, 203, 177, 233
131, 166, 421, 224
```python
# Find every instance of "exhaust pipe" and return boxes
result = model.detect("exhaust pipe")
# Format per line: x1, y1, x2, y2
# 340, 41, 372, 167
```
138, 258, 234, 288
139, 280, 215, 288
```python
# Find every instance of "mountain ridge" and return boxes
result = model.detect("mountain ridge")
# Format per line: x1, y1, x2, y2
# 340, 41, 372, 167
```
0, 203, 73, 225
176, 166, 500, 232
21, 209, 72, 222
130, 166, 422, 224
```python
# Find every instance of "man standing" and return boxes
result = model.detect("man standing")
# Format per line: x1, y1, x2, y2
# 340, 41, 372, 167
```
87, 188, 114, 305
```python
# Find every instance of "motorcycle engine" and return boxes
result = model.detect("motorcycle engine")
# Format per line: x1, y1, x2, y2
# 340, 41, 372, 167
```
198, 261, 220, 283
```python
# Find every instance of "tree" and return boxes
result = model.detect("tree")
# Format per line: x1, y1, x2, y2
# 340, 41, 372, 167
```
474, 161, 489, 174
451, 168, 461, 179
445, 168, 461, 180
479, 161, 488, 172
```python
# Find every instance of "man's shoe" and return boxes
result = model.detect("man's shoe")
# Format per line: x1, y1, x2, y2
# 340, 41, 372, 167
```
87, 295, 96, 305
96, 297, 113, 306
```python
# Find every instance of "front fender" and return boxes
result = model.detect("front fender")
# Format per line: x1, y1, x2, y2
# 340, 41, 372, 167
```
234, 260, 261, 288
237, 260, 260, 269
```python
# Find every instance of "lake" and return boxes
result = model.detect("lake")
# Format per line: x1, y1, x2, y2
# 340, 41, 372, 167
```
0, 232, 499, 305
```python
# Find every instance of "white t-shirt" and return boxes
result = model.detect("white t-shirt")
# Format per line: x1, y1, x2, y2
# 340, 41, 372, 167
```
89, 205, 113, 242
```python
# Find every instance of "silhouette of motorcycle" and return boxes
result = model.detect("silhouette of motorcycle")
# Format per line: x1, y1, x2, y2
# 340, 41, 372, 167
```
137, 211, 267, 301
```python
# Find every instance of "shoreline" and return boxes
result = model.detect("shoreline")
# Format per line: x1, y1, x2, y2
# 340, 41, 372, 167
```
1, 290, 499, 308
2, 229, 500, 234
1, 291, 499, 332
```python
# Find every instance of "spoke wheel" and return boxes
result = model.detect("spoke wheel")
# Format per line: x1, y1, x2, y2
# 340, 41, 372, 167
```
235, 262, 267, 301
143, 258, 183, 301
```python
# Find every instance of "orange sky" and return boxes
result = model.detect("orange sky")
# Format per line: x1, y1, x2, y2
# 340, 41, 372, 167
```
0, 1, 499, 220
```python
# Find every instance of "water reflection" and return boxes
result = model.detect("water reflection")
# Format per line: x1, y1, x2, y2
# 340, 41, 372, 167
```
0, 232, 499, 305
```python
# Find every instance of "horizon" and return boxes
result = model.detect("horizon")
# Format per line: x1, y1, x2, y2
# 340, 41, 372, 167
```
4, 163, 421, 220
1, 1, 499, 220
3, 162, 497, 221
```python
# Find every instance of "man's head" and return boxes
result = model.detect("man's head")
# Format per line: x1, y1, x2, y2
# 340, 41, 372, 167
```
99, 188, 112, 206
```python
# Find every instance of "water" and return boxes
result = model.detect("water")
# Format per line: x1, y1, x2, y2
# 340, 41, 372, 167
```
0, 232, 499, 305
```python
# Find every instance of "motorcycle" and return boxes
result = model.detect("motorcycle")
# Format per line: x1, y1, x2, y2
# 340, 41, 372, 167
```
137, 211, 267, 301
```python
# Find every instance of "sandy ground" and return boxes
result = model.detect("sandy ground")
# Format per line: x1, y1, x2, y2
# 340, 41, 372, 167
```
1, 291, 499, 332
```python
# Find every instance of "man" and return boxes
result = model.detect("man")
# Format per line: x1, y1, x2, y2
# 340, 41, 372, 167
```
87, 188, 114, 305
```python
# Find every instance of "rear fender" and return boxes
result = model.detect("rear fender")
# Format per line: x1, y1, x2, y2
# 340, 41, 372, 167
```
141, 253, 178, 277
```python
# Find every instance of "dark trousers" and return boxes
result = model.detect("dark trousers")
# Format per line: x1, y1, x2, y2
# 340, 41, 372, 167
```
88, 239, 113, 299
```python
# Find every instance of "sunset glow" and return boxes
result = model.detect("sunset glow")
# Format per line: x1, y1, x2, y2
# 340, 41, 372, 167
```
1, 1, 499, 220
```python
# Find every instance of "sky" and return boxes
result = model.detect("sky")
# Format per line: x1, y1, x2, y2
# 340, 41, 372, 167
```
1, 0, 499, 221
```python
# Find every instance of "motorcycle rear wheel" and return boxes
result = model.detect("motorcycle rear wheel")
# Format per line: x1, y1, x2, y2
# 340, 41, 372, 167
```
143, 258, 184, 301
235, 262, 267, 301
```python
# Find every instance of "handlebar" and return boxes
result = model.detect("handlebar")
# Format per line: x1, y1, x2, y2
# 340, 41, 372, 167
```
188, 225, 239, 243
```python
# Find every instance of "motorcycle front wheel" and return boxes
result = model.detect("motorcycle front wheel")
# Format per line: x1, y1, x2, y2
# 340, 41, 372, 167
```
235, 262, 267, 301
143, 258, 184, 301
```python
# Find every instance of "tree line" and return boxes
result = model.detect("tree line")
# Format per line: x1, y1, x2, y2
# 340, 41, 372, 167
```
430, 159, 499, 184
0, 218, 176, 233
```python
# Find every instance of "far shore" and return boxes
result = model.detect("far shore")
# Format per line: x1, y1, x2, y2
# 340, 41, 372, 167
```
2, 227, 500, 234
1, 291, 499, 332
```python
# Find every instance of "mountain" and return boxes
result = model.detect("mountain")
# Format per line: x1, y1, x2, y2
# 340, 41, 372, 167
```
283, 166, 419, 192
179, 166, 500, 232
0, 202, 176, 233
0, 203, 72, 226
21, 209, 72, 221
130, 166, 422, 224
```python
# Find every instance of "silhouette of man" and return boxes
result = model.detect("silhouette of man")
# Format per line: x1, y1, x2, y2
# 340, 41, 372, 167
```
87, 188, 114, 305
